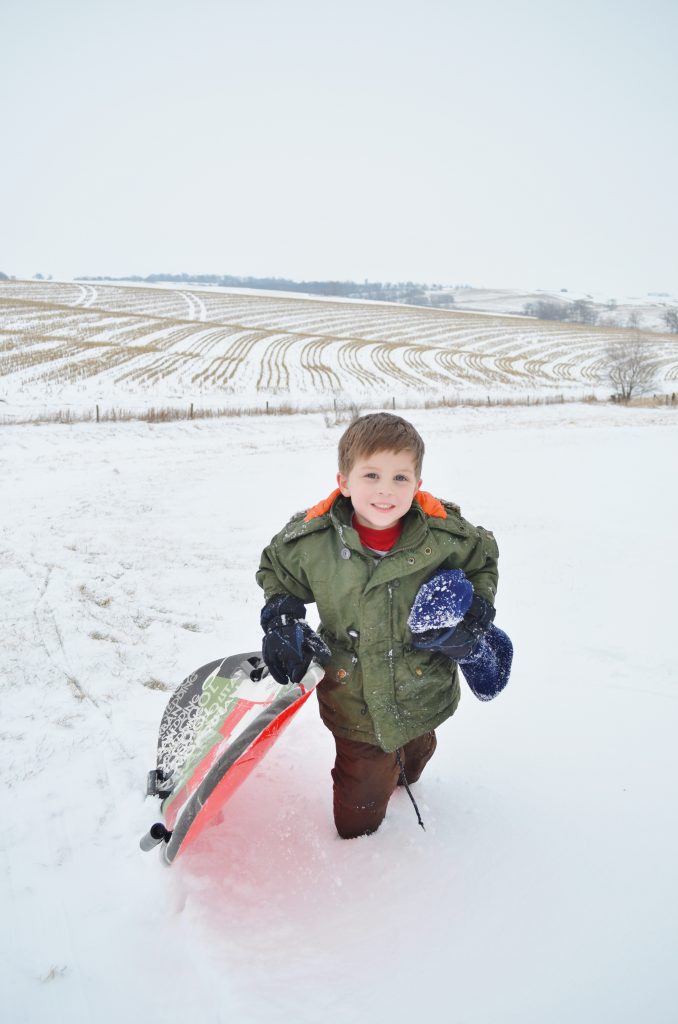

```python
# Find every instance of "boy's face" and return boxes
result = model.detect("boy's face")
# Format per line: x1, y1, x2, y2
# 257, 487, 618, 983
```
337, 449, 422, 531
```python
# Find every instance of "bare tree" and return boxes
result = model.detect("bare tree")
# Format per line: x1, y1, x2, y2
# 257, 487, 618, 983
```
661, 307, 678, 333
606, 336, 659, 403
571, 299, 599, 325
523, 299, 570, 321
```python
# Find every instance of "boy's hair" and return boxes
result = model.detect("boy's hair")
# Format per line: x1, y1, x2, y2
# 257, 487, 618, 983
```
338, 413, 425, 478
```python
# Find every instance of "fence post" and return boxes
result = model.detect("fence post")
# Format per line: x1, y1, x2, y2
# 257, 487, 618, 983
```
266, 401, 269, 415
96, 404, 100, 423
190, 402, 194, 419
392, 396, 396, 410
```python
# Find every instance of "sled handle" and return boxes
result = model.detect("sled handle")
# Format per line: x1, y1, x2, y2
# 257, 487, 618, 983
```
299, 661, 325, 692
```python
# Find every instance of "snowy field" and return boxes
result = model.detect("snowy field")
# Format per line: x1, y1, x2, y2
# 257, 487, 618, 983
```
448, 284, 678, 333
2, 279, 678, 420
2, 402, 677, 1024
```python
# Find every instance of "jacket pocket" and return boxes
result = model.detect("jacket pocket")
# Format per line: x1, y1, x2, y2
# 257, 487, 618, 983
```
316, 654, 372, 735
395, 648, 457, 720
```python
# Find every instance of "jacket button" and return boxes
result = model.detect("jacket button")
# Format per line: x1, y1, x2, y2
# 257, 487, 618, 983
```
340, 548, 351, 560
424, 546, 432, 555
415, 667, 423, 676
407, 556, 415, 565
337, 669, 348, 681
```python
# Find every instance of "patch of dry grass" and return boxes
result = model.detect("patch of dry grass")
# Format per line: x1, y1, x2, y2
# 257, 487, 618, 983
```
0, 402, 303, 425
3, 391, 677, 427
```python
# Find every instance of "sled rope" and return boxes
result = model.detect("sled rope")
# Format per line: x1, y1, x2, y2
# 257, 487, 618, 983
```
395, 748, 426, 831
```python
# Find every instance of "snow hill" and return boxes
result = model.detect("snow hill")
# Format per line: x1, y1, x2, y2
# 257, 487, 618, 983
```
2, 402, 676, 1023
1, 279, 677, 420
442, 283, 678, 333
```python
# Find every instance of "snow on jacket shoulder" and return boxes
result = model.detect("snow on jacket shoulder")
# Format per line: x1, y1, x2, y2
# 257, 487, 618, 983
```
256, 491, 499, 751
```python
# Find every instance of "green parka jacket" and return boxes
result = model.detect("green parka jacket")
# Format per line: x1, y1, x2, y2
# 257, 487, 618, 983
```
256, 491, 499, 752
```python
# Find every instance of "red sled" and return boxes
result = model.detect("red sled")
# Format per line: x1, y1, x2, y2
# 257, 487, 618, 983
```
140, 652, 323, 864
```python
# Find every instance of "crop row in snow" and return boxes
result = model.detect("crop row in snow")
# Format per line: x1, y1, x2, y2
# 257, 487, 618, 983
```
1, 280, 677, 418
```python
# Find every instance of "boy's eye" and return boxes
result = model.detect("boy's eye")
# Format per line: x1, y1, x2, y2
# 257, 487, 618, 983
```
365, 472, 378, 479
395, 474, 409, 482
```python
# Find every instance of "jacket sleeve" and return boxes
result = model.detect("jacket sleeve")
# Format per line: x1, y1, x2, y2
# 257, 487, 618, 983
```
457, 525, 499, 606
256, 527, 315, 605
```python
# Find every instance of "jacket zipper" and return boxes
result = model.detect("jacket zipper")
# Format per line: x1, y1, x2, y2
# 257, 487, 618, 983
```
387, 582, 396, 696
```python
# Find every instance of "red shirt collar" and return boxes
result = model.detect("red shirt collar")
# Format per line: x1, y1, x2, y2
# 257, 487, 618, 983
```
352, 514, 403, 552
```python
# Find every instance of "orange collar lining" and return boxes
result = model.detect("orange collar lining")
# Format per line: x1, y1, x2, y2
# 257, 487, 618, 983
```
304, 488, 446, 522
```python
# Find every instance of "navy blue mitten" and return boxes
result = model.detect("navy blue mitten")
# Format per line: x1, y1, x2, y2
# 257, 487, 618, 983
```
408, 569, 474, 633
456, 624, 513, 701
411, 592, 496, 660
261, 594, 330, 685
409, 570, 512, 701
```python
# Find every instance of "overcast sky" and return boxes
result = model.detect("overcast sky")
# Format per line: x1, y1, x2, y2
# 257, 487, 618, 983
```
2, 0, 676, 298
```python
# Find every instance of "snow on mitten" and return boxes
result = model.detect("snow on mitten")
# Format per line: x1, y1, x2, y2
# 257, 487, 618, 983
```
458, 624, 513, 701
408, 569, 474, 633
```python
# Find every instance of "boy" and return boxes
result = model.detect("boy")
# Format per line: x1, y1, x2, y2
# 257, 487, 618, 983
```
256, 412, 510, 839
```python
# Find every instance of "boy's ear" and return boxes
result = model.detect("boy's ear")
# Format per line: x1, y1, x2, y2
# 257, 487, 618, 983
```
336, 471, 351, 496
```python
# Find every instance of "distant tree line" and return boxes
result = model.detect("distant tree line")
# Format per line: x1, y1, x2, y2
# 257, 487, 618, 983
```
77, 272, 456, 309
524, 298, 678, 332
523, 298, 600, 325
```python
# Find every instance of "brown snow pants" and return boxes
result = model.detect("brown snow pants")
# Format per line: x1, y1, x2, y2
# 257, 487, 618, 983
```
331, 731, 437, 839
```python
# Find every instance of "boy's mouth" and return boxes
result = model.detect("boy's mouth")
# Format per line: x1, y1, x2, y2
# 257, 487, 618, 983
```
372, 502, 395, 511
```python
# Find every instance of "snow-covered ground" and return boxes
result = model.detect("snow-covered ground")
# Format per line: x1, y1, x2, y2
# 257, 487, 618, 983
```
446, 284, 678, 332
2, 402, 677, 1023
3, 280, 677, 420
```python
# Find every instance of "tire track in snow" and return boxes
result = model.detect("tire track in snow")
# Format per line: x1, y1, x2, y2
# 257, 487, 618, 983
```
81, 285, 98, 308
72, 284, 98, 308
180, 291, 207, 322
